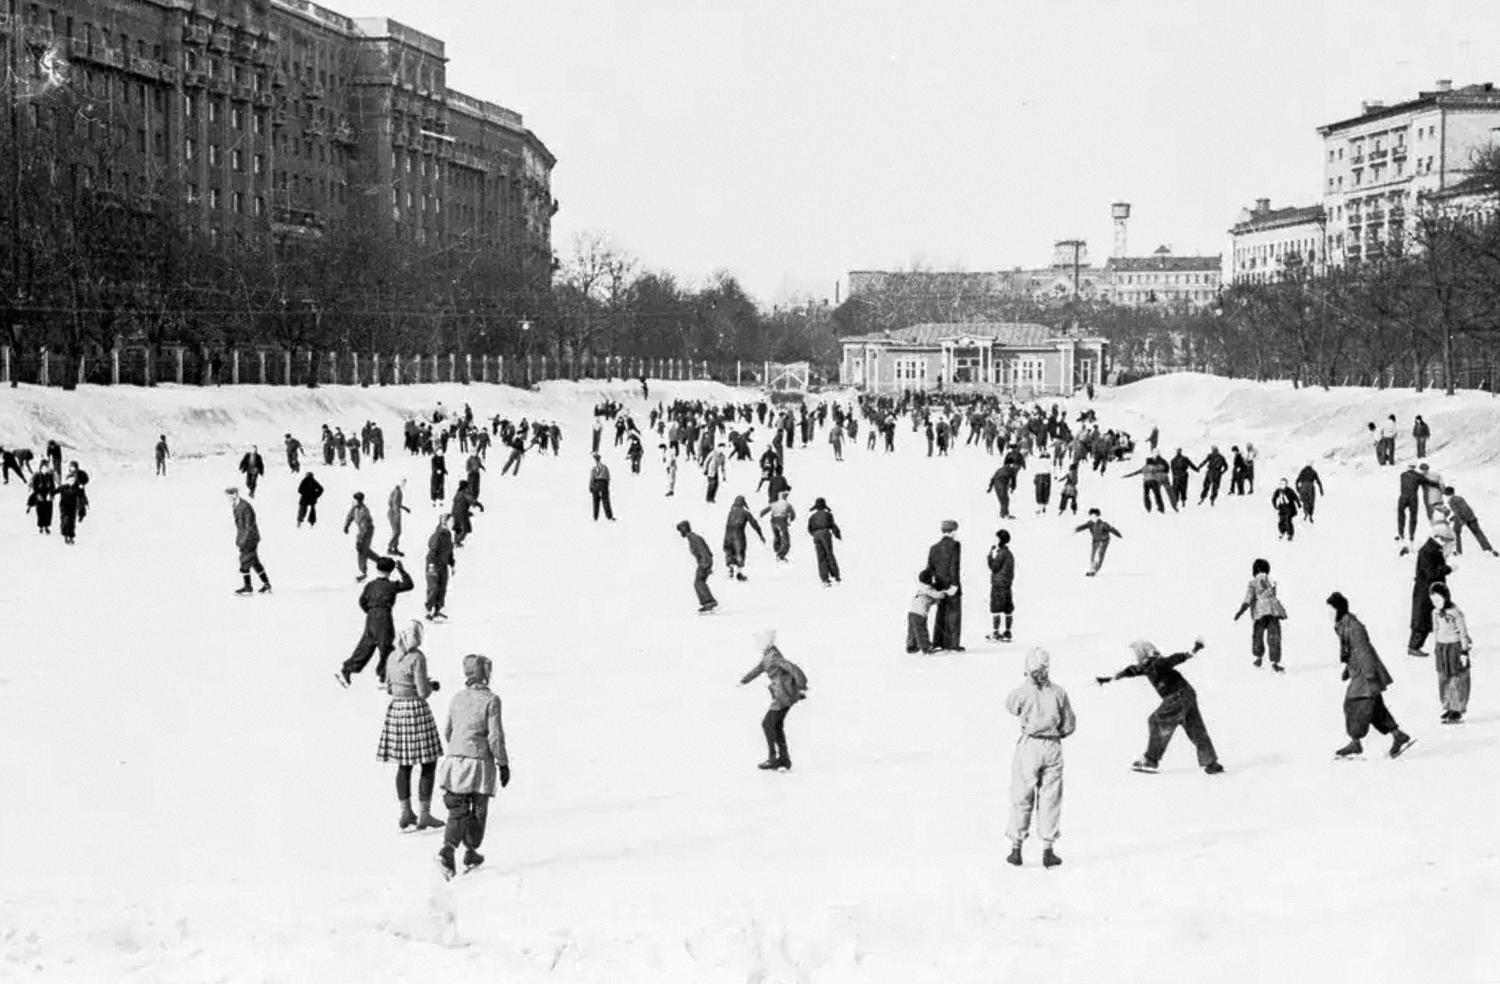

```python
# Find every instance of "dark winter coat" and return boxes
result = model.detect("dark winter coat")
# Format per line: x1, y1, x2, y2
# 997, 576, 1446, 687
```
297, 474, 324, 504
1335, 613, 1393, 699
685, 531, 714, 570
239, 452, 265, 479
359, 568, 415, 621
806, 508, 842, 539
426, 528, 455, 570
1413, 539, 1451, 607
1113, 650, 1195, 699
232, 499, 260, 554
1271, 487, 1300, 516
724, 502, 764, 547
1199, 451, 1228, 476
927, 536, 961, 596
740, 644, 808, 710
987, 544, 1014, 588
1169, 452, 1199, 478
1294, 466, 1324, 494
1398, 467, 1437, 500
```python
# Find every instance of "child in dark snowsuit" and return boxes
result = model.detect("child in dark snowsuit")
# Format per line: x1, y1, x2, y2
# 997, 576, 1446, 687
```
338, 557, 415, 686
1096, 638, 1223, 775
1271, 479, 1301, 541
1074, 508, 1122, 576
739, 629, 808, 771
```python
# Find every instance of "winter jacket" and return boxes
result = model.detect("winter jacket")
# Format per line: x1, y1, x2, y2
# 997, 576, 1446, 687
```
760, 500, 796, 525
426, 528, 455, 570
685, 531, 714, 569
1124, 457, 1169, 485
1413, 419, 1430, 440
388, 484, 409, 522
910, 584, 952, 615
1398, 467, 1437, 500
1237, 573, 1287, 621
238, 452, 264, 478
358, 569, 414, 617
927, 537, 961, 594
1414, 539, 1452, 597
438, 684, 508, 795
1004, 680, 1076, 740
1271, 487, 1301, 515
1113, 650, 1194, 699
1336, 613, 1393, 699
297, 475, 324, 504
387, 648, 433, 700
343, 502, 374, 538
987, 544, 1015, 588
724, 502, 764, 542
1199, 451, 1228, 476
1446, 494, 1477, 525
232, 499, 259, 552
1432, 604, 1472, 649
766, 474, 791, 501
807, 508, 842, 539
1074, 518, 1122, 545
740, 644, 808, 709
1295, 466, 1324, 494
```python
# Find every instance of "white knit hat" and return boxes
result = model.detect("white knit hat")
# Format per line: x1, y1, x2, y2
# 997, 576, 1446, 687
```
752, 628, 777, 651
1025, 648, 1050, 674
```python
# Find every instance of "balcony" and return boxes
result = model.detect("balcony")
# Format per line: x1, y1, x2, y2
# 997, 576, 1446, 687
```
1391, 145, 1407, 158
253, 91, 274, 107
183, 71, 206, 89
231, 84, 253, 102
1367, 209, 1386, 223
271, 110, 288, 127
1369, 148, 1388, 161
127, 55, 160, 80
183, 23, 209, 45
99, 45, 124, 69
208, 76, 230, 96
209, 31, 231, 52
307, 83, 326, 100
159, 64, 178, 85
272, 69, 288, 88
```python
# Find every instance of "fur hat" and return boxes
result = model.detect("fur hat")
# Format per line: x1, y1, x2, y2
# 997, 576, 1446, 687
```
376, 556, 397, 574
996, 529, 1010, 544
1129, 639, 1159, 663
676, 520, 692, 534
1025, 647, 1050, 675
813, 497, 828, 510
940, 519, 958, 533
1326, 591, 1349, 617
353, 491, 365, 502
462, 654, 492, 686
752, 628, 777, 651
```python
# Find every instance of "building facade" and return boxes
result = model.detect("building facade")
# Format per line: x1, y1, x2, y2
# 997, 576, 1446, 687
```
1318, 80, 1500, 266
839, 322, 1106, 395
1102, 246, 1221, 307
0, 0, 555, 260
1226, 199, 1328, 284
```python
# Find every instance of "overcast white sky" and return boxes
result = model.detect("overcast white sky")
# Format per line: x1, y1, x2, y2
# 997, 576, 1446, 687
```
339, 0, 1500, 306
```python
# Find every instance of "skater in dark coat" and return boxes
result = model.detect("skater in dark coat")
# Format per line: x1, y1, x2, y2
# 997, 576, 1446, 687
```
1096, 638, 1223, 775
985, 463, 1017, 519
26, 463, 56, 533
56, 475, 87, 545
1295, 463, 1324, 522
378, 620, 445, 832
1396, 463, 1439, 545
1413, 415, 1431, 458
338, 556, 414, 685
1271, 479, 1301, 540
227, 487, 271, 594
1197, 447, 1228, 505
343, 492, 378, 581
1075, 508, 1122, 576
425, 514, 456, 621
296, 472, 324, 527
284, 433, 302, 472
1032, 470, 1052, 516
464, 453, 485, 501
238, 446, 265, 498
436, 654, 509, 880
927, 520, 963, 650
430, 453, 448, 506
451, 480, 484, 547
1328, 592, 1415, 758
387, 478, 410, 555
45, 439, 62, 478
1442, 486, 1498, 556
723, 495, 765, 581
1407, 522, 1453, 657
806, 498, 843, 586
739, 629, 808, 771
677, 520, 717, 612
153, 436, 171, 476
986, 529, 1015, 641
1168, 448, 1198, 508
1233, 558, 1287, 670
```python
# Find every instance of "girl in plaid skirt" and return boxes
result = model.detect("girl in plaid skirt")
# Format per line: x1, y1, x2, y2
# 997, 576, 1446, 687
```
378, 620, 445, 831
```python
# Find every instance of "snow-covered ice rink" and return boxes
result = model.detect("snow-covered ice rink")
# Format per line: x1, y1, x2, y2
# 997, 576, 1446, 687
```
2, 374, 1498, 982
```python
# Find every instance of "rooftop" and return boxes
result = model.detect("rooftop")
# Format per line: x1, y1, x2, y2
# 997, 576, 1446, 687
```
1318, 82, 1500, 135
841, 322, 1056, 347
1230, 203, 1326, 235
1105, 253, 1222, 272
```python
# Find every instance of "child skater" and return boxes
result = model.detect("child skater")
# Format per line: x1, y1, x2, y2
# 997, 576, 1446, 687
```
1096, 637, 1224, 775
739, 629, 808, 770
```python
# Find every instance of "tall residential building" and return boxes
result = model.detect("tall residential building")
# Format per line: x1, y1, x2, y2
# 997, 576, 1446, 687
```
1227, 199, 1327, 285
1318, 80, 1500, 265
0, 0, 555, 263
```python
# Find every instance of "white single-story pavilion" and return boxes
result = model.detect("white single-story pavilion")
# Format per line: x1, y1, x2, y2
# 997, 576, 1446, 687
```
839, 322, 1107, 395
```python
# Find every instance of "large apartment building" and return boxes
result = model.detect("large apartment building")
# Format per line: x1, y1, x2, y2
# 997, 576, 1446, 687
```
0, 0, 555, 265
1318, 80, 1500, 265
1226, 199, 1327, 285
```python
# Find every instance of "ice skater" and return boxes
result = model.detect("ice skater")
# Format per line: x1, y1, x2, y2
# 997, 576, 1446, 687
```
589, 453, 615, 521
1442, 486, 1498, 557
227, 487, 271, 595
927, 520, 963, 650
238, 445, 265, 498
1075, 508, 1122, 577
425, 513, 455, 621
343, 491, 378, 581
1233, 558, 1287, 671
1271, 479, 1301, 541
723, 495, 765, 581
430, 452, 448, 506
1295, 462, 1324, 522
759, 490, 796, 562
338, 556, 414, 686
807, 497, 843, 586
387, 478, 410, 555
677, 520, 717, 613
907, 569, 955, 653
56, 472, 87, 545
296, 471, 323, 527
1428, 582, 1472, 724
1096, 637, 1224, 775
1004, 648, 1075, 869
377, 620, 445, 832
1407, 521, 1453, 657
986, 529, 1015, 642
738, 629, 808, 771
154, 435, 171, 476
1327, 592, 1416, 759
26, 462, 56, 533
435, 654, 509, 879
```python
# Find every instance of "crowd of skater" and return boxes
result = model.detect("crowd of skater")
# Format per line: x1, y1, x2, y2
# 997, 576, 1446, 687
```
4, 379, 1483, 876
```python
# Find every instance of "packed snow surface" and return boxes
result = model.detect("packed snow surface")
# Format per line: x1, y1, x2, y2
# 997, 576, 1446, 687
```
1, 374, 1497, 982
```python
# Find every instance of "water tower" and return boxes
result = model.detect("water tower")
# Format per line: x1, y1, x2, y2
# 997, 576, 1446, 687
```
1111, 202, 1132, 258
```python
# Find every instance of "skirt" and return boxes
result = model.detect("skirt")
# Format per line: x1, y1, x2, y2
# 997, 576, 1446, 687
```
1434, 641, 1467, 677
377, 698, 443, 764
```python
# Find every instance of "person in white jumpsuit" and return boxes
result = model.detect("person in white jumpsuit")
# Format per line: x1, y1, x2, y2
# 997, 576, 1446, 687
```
1004, 648, 1075, 868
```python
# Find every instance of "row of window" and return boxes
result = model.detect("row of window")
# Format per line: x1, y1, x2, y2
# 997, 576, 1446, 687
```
1116, 272, 1217, 285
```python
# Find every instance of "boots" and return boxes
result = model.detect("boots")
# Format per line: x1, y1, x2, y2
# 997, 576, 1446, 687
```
1334, 740, 1363, 758
1041, 848, 1062, 869
398, 798, 418, 831
1389, 731, 1416, 758
1005, 844, 1023, 866
462, 849, 485, 873
417, 799, 444, 830
437, 847, 456, 881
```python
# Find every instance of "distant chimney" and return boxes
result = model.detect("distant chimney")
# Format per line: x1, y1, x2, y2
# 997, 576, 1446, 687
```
1361, 99, 1385, 114
1255, 198, 1271, 213
1436, 79, 1453, 92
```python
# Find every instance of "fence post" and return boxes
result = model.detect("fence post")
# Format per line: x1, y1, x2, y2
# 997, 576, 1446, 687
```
1, 346, 8, 384
540, 356, 548, 381
464, 353, 471, 383
447, 353, 455, 382
497, 355, 505, 384
111, 348, 120, 385
429, 353, 437, 382
173, 347, 183, 384
282, 351, 290, 385
75, 354, 84, 387
258, 351, 267, 384
303, 350, 312, 384
231, 350, 240, 385
702, 360, 707, 381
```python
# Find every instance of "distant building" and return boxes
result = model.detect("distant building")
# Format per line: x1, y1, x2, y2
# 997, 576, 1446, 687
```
1103, 245, 1222, 307
1227, 199, 1328, 284
838, 322, 1106, 395
1318, 80, 1500, 265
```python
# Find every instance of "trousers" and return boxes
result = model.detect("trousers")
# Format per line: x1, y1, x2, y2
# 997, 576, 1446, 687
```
1452, 518, 1493, 555
813, 531, 841, 583
761, 706, 791, 762
693, 564, 715, 607
770, 519, 791, 559
427, 565, 450, 614
1006, 736, 1064, 845
1397, 496, 1419, 540
441, 792, 490, 853
1143, 687, 1218, 767
344, 617, 395, 678
1252, 615, 1282, 665
906, 611, 932, 652
297, 501, 318, 526
1344, 694, 1399, 740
